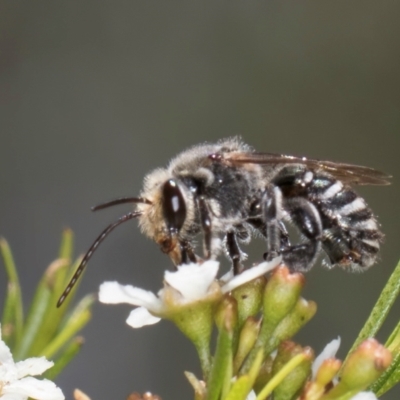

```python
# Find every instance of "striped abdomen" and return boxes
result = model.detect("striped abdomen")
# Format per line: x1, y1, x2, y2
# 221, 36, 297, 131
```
309, 175, 383, 271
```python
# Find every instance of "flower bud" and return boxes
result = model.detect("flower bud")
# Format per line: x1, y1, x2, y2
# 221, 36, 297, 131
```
302, 358, 342, 400
273, 345, 313, 400
267, 298, 317, 353
231, 276, 266, 328
342, 339, 392, 386
214, 295, 238, 333
233, 317, 262, 374
315, 358, 342, 387
324, 339, 392, 399
263, 267, 304, 329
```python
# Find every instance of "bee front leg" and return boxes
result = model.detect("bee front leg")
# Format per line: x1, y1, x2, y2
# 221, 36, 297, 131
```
180, 240, 198, 264
197, 195, 212, 260
226, 231, 243, 275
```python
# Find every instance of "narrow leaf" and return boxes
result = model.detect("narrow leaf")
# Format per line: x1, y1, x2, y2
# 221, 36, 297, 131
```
346, 259, 400, 360
14, 259, 65, 359
40, 294, 94, 359
44, 336, 84, 380
0, 238, 24, 349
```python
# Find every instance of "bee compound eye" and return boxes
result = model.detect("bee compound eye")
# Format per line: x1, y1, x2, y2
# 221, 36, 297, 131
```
162, 179, 187, 233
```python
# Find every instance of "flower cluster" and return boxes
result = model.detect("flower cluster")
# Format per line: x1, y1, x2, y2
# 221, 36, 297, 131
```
98, 258, 394, 400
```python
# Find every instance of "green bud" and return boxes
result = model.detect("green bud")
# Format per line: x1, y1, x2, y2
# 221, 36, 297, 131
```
262, 267, 304, 338
315, 358, 342, 387
323, 339, 392, 399
234, 317, 262, 374
302, 358, 341, 400
253, 356, 274, 393
240, 269, 308, 373
273, 343, 313, 400
214, 295, 238, 333
268, 298, 317, 352
231, 276, 266, 328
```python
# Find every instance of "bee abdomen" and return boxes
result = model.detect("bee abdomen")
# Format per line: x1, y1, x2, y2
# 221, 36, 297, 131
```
310, 176, 383, 270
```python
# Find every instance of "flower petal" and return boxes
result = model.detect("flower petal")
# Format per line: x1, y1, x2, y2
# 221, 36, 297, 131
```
3, 377, 64, 400
0, 331, 15, 365
99, 281, 162, 312
312, 337, 341, 378
164, 260, 219, 301
15, 357, 54, 379
0, 394, 25, 400
246, 390, 256, 400
126, 307, 161, 328
350, 392, 378, 400
221, 257, 282, 293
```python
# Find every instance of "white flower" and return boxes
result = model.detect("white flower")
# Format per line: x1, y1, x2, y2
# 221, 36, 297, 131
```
99, 257, 281, 328
0, 326, 64, 400
312, 337, 341, 379
245, 390, 256, 400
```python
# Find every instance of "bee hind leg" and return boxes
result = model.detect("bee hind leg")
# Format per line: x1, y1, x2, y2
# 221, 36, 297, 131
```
281, 197, 323, 272
262, 189, 323, 272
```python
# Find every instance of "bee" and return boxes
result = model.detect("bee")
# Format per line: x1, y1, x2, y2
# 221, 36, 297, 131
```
57, 137, 391, 307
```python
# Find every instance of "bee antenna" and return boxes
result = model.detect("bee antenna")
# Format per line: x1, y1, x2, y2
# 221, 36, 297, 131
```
57, 211, 142, 308
91, 197, 152, 211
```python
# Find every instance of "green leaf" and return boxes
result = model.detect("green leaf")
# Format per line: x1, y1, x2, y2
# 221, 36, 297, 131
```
27, 259, 70, 356
59, 228, 74, 261
40, 294, 94, 359
14, 259, 66, 359
0, 238, 24, 349
346, 259, 400, 360
56, 228, 74, 287
386, 320, 400, 351
44, 336, 84, 380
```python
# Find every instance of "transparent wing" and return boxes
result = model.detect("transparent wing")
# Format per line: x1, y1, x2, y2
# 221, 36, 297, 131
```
223, 152, 391, 185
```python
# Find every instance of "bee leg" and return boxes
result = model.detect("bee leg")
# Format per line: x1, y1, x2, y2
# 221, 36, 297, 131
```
226, 231, 243, 275
280, 197, 323, 272
281, 241, 321, 272
197, 195, 212, 259
278, 220, 291, 250
180, 240, 197, 264
263, 186, 283, 260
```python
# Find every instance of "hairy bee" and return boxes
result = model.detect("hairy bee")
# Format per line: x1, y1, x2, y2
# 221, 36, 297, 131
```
57, 137, 390, 307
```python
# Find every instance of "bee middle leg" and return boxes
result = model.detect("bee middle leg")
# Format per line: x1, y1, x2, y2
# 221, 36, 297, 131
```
262, 186, 285, 260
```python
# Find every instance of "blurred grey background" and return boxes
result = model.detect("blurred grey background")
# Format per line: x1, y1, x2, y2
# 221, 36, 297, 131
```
0, 2, 399, 399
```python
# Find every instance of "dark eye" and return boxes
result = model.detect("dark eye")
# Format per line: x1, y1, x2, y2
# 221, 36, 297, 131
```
162, 179, 187, 233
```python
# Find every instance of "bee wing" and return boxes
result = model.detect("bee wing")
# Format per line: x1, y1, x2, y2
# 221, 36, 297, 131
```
224, 152, 391, 186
